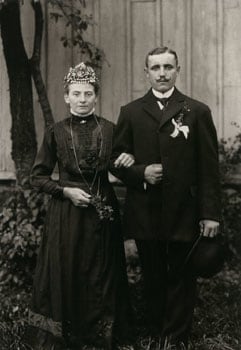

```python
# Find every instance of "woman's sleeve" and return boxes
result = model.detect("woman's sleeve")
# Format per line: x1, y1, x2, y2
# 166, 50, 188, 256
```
109, 107, 146, 190
30, 126, 64, 199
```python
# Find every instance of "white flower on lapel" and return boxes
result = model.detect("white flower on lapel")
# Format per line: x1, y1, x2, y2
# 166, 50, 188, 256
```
170, 100, 191, 139
170, 118, 189, 139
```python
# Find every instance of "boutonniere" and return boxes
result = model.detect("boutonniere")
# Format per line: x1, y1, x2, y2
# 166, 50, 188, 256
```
170, 101, 191, 139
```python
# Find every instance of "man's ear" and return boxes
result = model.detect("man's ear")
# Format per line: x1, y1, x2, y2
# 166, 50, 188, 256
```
144, 66, 149, 77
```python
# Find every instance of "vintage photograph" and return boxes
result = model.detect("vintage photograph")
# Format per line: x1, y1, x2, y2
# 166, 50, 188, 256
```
0, 1, 240, 349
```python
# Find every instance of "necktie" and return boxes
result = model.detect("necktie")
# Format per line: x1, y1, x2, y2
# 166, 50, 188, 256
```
156, 97, 169, 108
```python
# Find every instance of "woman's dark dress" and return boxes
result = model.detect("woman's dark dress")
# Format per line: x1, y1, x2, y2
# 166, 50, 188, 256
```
28, 115, 131, 349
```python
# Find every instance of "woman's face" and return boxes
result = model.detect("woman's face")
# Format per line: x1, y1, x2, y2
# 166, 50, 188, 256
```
64, 83, 97, 116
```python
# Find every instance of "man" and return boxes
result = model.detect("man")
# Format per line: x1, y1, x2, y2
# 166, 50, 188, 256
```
111, 47, 221, 349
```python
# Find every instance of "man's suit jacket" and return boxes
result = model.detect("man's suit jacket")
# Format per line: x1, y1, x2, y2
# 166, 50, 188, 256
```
111, 88, 221, 242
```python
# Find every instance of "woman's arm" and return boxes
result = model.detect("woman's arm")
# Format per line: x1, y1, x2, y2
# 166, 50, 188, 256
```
30, 126, 64, 198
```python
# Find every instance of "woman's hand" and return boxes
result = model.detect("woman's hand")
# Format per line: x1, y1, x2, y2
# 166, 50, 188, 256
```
63, 187, 91, 207
114, 152, 135, 168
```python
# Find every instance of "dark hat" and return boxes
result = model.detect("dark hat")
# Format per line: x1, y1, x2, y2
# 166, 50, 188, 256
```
185, 236, 226, 278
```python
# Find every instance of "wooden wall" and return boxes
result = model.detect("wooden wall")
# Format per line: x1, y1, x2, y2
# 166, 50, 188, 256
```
0, 0, 241, 179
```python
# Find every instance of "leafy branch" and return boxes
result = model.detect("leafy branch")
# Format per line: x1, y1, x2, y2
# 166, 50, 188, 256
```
49, 0, 106, 68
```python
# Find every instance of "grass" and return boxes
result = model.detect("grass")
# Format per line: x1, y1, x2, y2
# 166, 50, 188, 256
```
191, 264, 241, 350
0, 240, 240, 350
125, 240, 241, 350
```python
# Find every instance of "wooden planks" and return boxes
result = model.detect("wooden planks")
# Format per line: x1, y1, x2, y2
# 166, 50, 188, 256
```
1, 0, 241, 178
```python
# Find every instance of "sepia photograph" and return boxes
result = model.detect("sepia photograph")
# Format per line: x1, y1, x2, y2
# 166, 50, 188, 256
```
0, 1, 240, 349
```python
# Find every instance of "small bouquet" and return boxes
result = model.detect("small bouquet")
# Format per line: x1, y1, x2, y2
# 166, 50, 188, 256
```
90, 194, 114, 221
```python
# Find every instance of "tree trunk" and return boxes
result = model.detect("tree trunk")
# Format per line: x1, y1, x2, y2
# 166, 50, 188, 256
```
0, 0, 37, 186
30, 0, 54, 128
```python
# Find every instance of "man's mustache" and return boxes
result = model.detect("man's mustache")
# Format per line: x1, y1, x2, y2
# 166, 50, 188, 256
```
156, 79, 169, 82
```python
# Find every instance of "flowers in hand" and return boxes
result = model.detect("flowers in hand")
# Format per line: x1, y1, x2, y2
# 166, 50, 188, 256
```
90, 195, 114, 221
170, 101, 190, 139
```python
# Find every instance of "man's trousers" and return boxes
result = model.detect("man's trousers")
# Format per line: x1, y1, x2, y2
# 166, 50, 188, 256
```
135, 240, 197, 347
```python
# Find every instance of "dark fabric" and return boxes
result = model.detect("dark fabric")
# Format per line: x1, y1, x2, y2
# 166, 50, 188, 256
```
135, 240, 197, 346
156, 97, 170, 108
28, 115, 131, 349
110, 88, 221, 241
185, 235, 227, 278
24, 326, 66, 350
109, 87, 220, 346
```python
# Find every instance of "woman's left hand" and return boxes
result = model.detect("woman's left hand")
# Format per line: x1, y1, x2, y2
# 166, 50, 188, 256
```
114, 153, 135, 168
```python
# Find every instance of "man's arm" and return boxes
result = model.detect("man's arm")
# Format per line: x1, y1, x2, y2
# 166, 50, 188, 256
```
110, 107, 147, 189
196, 106, 221, 236
110, 106, 164, 189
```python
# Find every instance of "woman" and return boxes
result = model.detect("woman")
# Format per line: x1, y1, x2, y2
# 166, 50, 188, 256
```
27, 63, 134, 350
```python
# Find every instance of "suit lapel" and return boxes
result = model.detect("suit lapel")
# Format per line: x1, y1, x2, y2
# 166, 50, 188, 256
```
141, 88, 186, 128
159, 88, 185, 129
142, 90, 162, 123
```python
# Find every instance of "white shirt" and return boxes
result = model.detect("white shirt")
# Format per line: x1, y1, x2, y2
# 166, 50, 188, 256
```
152, 87, 174, 110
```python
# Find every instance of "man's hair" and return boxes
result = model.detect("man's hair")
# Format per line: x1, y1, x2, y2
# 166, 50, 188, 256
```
145, 47, 179, 67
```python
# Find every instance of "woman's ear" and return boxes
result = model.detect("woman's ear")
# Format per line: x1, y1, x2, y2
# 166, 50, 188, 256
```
64, 93, 70, 104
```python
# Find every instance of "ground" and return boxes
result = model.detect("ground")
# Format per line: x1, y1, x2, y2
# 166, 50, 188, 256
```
125, 240, 241, 350
0, 239, 240, 350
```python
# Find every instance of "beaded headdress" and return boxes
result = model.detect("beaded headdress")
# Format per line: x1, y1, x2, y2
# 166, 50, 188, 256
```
63, 62, 99, 90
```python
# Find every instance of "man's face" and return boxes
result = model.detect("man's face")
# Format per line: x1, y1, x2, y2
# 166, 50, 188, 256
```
145, 52, 180, 93
64, 83, 97, 115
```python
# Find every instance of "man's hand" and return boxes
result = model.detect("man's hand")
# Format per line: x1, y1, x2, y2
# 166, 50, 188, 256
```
114, 152, 135, 168
144, 163, 163, 185
199, 219, 220, 238
63, 187, 91, 207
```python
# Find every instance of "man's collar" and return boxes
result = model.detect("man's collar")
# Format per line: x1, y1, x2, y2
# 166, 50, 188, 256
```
152, 87, 175, 99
